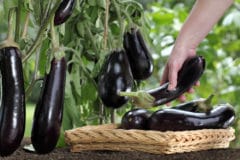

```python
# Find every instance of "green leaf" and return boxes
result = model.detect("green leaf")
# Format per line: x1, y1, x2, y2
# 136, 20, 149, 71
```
24, 0, 34, 11
81, 81, 98, 103
233, 58, 240, 66
38, 39, 50, 76
76, 21, 86, 38
97, 0, 106, 9
63, 73, 82, 129
87, 0, 97, 6
3, 0, 18, 10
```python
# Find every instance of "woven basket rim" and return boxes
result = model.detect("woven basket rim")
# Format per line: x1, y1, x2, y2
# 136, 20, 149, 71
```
65, 123, 235, 154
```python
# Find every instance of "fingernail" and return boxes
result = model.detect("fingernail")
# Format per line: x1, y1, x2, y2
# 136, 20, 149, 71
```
168, 83, 176, 91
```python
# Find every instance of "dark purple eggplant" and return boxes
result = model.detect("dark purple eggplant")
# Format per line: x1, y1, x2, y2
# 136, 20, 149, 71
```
123, 28, 153, 80
121, 108, 151, 130
54, 0, 75, 26
0, 47, 25, 156
120, 56, 205, 108
172, 94, 214, 112
98, 50, 134, 108
149, 104, 235, 131
31, 57, 67, 154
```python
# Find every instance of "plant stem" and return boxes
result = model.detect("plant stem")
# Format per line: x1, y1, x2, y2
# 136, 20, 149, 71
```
50, 17, 60, 50
7, 8, 16, 41
0, 8, 19, 49
15, 0, 23, 42
62, 47, 81, 60
103, 0, 110, 50
122, 9, 134, 26
110, 109, 115, 123
25, 47, 41, 99
85, 25, 98, 53
112, 0, 124, 47
21, 12, 30, 39
99, 103, 104, 124
23, 1, 61, 63
119, 91, 155, 108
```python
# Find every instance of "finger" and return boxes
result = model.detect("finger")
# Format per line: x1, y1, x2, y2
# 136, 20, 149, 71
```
188, 87, 195, 93
165, 102, 171, 106
178, 94, 186, 102
160, 65, 169, 85
167, 63, 178, 90
195, 81, 200, 86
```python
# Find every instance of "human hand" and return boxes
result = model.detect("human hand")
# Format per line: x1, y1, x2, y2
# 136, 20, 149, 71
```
160, 47, 198, 103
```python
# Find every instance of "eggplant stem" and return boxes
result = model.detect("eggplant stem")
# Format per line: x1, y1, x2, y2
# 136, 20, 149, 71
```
205, 94, 214, 105
103, 0, 110, 50
0, 8, 19, 49
110, 109, 115, 123
23, 1, 62, 62
119, 91, 155, 108
197, 94, 214, 112
15, 0, 23, 42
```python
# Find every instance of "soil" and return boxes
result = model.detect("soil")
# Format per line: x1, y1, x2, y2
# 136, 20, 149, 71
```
1, 138, 240, 160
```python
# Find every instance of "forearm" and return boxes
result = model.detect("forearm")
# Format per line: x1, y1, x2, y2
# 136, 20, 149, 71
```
174, 0, 233, 50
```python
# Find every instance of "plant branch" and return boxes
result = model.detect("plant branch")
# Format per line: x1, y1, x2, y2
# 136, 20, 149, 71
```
50, 17, 60, 50
23, 1, 61, 63
110, 109, 115, 123
21, 12, 30, 39
112, 0, 124, 47
15, 0, 23, 42
103, 0, 110, 50
85, 25, 98, 53
7, 8, 17, 41
0, 8, 19, 49
25, 47, 42, 99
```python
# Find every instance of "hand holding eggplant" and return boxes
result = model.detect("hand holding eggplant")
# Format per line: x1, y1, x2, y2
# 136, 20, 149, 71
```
120, 56, 205, 108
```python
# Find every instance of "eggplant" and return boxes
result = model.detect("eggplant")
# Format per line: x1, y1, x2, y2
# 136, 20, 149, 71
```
121, 108, 151, 130
54, 0, 75, 26
98, 50, 134, 108
0, 47, 25, 156
172, 94, 214, 112
149, 104, 235, 131
31, 57, 67, 154
123, 28, 153, 80
120, 56, 205, 108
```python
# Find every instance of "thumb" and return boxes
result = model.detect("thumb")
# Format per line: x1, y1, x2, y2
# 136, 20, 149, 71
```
167, 64, 179, 90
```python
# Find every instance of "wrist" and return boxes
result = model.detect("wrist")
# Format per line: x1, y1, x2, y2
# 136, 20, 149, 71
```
171, 44, 196, 58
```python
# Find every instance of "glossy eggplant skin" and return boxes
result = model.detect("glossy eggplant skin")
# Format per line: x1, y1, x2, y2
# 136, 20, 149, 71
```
172, 102, 199, 112
149, 56, 205, 106
123, 28, 153, 80
172, 95, 213, 112
0, 47, 25, 156
121, 108, 151, 130
31, 57, 67, 154
98, 50, 133, 108
54, 0, 75, 26
148, 104, 235, 131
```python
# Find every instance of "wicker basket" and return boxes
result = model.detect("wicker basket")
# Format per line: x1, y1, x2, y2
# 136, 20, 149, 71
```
64, 124, 235, 154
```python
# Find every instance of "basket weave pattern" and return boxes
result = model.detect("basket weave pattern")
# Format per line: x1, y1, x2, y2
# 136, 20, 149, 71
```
65, 124, 235, 154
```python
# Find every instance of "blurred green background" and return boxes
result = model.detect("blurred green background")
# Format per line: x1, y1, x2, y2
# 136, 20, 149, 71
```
0, 0, 240, 148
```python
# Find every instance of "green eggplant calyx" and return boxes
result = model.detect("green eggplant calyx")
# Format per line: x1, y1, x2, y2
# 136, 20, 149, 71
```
53, 47, 65, 60
0, 39, 19, 50
119, 91, 155, 108
196, 94, 214, 112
